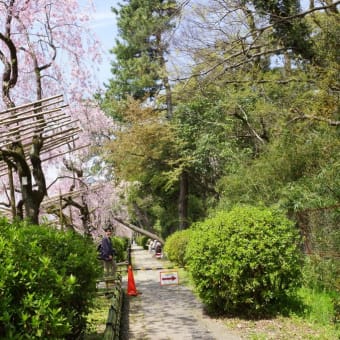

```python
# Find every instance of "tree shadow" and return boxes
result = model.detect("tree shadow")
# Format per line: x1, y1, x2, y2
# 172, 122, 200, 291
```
119, 292, 130, 340
203, 293, 307, 321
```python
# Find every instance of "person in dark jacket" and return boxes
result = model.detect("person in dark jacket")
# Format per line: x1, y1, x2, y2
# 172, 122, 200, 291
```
100, 226, 116, 278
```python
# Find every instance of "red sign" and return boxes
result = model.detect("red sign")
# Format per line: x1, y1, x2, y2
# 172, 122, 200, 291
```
160, 271, 179, 285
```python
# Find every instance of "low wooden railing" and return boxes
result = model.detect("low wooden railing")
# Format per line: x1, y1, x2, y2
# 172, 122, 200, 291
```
103, 271, 124, 340
101, 244, 131, 340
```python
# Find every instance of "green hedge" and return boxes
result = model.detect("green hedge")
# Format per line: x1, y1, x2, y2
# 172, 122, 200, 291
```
164, 229, 193, 267
0, 218, 101, 339
135, 235, 149, 249
111, 236, 128, 262
186, 206, 303, 316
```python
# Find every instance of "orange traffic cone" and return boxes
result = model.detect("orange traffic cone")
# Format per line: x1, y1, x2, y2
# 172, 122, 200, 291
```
127, 265, 139, 296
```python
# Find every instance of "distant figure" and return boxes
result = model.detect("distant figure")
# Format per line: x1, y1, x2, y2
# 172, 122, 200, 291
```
99, 225, 116, 278
151, 239, 158, 253
155, 241, 162, 258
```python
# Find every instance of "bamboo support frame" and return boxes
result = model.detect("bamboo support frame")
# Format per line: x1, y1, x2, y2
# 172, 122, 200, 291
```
42, 121, 79, 138
0, 113, 70, 140
0, 130, 79, 161
0, 89, 83, 222
41, 143, 91, 162
0, 95, 84, 182
0, 122, 76, 150
1, 117, 73, 148
41, 182, 103, 208
1, 105, 67, 126
0, 94, 63, 116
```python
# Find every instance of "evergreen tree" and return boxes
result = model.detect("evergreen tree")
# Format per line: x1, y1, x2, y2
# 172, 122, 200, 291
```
105, 0, 177, 118
101, 1, 189, 234
249, 0, 314, 60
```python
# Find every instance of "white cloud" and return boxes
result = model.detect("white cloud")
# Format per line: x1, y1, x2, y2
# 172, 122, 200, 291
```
89, 11, 117, 29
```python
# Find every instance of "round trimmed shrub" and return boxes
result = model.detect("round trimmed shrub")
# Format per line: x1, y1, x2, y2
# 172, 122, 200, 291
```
164, 229, 193, 267
185, 206, 302, 315
0, 218, 101, 339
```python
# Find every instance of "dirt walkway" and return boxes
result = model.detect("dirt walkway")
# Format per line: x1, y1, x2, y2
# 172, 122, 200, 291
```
120, 244, 241, 340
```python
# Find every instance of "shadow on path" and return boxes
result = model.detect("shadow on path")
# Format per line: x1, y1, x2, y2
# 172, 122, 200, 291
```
120, 245, 241, 340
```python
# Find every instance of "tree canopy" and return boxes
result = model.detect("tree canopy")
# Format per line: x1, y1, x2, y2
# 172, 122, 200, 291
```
100, 0, 339, 241
0, 1, 124, 237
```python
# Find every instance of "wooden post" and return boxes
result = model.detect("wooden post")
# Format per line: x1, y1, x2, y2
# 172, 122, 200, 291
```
8, 166, 16, 218
59, 189, 63, 231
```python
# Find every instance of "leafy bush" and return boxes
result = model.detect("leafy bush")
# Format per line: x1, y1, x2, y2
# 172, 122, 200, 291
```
0, 218, 101, 339
111, 236, 127, 262
164, 229, 193, 267
186, 206, 302, 316
120, 236, 130, 250
135, 235, 149, 249
302, 255, 339, 291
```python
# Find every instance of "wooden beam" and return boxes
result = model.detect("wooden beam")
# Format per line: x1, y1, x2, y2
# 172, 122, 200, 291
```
42, 184, 104, 208
1, 106, 67, 126
0, 94, 63, 116
0, 95, 87, 184
0, 117, 75, 148
41, 143, 91, 162
43, 120, 78, 137
42, 128, 80, 148
41, 135, 80, 154
113, 217, 165, 244
0, 111, 70, 136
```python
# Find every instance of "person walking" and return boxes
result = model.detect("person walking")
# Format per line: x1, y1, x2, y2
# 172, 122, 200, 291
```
99, 225, 116, 282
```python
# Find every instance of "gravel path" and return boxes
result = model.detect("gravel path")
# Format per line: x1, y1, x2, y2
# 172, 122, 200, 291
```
120, 244, 241, 340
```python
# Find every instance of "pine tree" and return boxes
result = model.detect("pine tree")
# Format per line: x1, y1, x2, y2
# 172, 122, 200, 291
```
105, 0, 177, 118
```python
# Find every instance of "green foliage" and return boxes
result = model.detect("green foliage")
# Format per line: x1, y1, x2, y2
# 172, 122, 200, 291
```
302, 255, 339, 292
111, 236, 128, 262
251, 0, 314, 60
298, 287, 339, 329
103, 100, 183, 235
105, 0, 177, 101
0, 218, 101, 339
164, 229, 193, 266
135, 235, 149, 249
100, 0, 339, 296
173, 94, 236, 180
298, 207, 340, 296
186, 206, 302, 316
333, 294, 340, 326
218, 123, 340, 212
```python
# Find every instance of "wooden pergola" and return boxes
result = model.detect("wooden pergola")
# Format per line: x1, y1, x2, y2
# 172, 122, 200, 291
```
0, 94, 80, 176
0, 94, 84, 221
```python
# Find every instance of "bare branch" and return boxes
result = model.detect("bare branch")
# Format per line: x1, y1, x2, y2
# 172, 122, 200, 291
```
288, 113, 340, 126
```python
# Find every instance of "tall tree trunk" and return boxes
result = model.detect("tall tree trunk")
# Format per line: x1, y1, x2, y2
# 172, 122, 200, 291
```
8, 166, 16, 217
296, 211, 311, 254
284, 51, 292, 77
26, 134, 46, 224
178, 171, 189, 230
25, 197, 40, 225
163, 73, 173, 119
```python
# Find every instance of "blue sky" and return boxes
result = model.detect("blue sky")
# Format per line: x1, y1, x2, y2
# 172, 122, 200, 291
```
81, 0, 313, 87
82, 0, 119, 86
